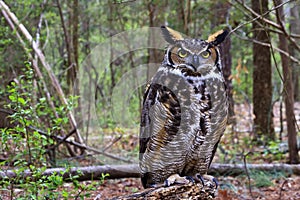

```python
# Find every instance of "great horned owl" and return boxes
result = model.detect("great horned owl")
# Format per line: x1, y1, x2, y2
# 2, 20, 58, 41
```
139, 26, 229, 188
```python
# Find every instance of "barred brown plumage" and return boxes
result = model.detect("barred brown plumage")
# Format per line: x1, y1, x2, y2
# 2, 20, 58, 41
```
139, 26, 229, 188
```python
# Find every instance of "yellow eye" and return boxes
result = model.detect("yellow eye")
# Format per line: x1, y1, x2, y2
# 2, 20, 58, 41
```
178, 49, 188, 58
201, 51, 210, 58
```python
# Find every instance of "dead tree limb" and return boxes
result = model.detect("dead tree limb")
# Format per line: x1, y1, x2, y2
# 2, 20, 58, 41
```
25, 125, 133, 163
1, 163, 300, 182
0, 164, 140, 182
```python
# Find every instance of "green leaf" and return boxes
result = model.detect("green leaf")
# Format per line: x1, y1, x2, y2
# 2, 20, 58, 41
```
8, 95, 16, 101
18, 97, 26, 105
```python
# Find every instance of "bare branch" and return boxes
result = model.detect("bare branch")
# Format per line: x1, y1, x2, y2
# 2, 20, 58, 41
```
233, 32, 300, 65
28, 126, 134, 163
230, 0, 300, 39
0, 0, 84, 146
279, 179, 288, 200
271, 0, 300, 52
243, 152, 253, 199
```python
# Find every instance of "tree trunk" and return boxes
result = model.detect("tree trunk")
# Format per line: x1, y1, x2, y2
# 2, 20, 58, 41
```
274, 0, 299, 164
177, 0, 190, 35
71, 0, 79, 95
251, 0, 275, 141
147, 1, 166, 81
211, 1, 234, 123
290, 4, 300, 101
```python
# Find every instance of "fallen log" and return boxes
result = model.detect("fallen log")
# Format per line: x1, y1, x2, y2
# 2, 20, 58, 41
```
209, 163, 300, 176
1, 163, 300, 182
0, 165, 140, 182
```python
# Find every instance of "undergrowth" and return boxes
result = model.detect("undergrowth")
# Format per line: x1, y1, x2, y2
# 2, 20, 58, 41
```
0, 64, 108, 199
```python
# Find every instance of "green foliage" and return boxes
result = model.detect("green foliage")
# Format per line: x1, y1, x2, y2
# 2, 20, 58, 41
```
0, 65, 107, 199
263, 140, 285, 161
249, 170, 286, 188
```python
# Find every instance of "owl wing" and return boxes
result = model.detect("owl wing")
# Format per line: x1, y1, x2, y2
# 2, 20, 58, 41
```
206, 84, 228, 169
139, 83, 181, 161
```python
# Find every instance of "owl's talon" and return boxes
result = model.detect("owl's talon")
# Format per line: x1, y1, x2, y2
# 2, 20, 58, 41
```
164, 174, 193, 187
185, 176, 195, 184
196, 174, 218, 189
212, 177, 218, 189
196, 174, 204, 185
148, 183, 158, 188
164, 179, 170, 187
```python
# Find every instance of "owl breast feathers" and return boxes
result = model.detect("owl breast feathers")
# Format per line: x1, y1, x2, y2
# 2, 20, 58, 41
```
139, 26, 229, 188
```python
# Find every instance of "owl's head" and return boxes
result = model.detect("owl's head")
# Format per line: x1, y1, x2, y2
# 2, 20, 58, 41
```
161, 26, 228, 74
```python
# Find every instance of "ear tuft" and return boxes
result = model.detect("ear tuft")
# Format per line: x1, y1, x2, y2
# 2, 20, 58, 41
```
207, 29, 229, 46
161, 26, 184, 44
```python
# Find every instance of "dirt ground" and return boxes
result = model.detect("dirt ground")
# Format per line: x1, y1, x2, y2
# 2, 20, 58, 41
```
66, 175, 300, 199
81, 102, 300, 199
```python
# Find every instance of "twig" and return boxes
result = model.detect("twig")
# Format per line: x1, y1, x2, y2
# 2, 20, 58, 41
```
271, 0, 300, 52
243, 152, 253, 199
278, 179, 288, 200
231, 0, 300, 38
230, 0, 300, 56
102, 135, 122, 152
233, 33, 300, 65
27, 126, 133, 163
46, 128, 78, 152
1, 108, 128, 162
112, 0, 136, 4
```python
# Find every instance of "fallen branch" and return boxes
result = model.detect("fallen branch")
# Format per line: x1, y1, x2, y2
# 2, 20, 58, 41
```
1, 163, 300, 182
0, 164, 140, 182
209, 163, 300, 176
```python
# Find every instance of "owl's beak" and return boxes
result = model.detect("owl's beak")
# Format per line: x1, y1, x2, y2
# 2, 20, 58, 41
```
191, 55, 200, 70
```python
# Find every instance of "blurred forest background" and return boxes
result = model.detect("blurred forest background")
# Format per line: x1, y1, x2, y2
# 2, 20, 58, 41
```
0, 0, 300, 199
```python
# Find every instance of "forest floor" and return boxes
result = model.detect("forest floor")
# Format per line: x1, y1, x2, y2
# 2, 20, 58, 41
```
58, 102, 300, 199
84, 102, 300, 199
0, 102, 299, 199
74, 175, 300, 199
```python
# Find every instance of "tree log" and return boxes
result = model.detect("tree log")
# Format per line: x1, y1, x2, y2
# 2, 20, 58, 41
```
1, 163, 300, 182
0, 165, 140, 182
107, 182, 216, 200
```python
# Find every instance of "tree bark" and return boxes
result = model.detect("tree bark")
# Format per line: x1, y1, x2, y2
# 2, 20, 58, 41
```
290, 4, 300, 101
211, 1, 234, 122
147, 1, 166, 81
108, 182, 216, 200
251, 0, 275, 141
274, 0, 299, 164
57, 0, 79, 95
